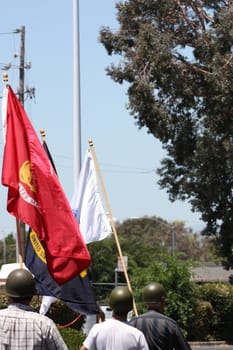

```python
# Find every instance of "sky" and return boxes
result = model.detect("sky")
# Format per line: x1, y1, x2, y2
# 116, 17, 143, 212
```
0, 1, 204, 239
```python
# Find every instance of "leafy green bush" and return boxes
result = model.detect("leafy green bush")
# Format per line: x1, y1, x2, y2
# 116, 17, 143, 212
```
130, 254, 233, 341
131, 253, 198, 336
59, 328, 86, 349
197, 283, 233, 342
0, 290, 8, 309
187, 300, 216, 341
29, 296, 85, 331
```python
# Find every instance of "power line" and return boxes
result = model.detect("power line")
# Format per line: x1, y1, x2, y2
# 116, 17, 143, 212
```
54, 156, 155, 174
100, 162, 153, 172
100, 168, 154, 175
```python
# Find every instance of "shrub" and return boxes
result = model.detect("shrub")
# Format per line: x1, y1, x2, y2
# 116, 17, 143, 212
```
59, 328, 86, 349
197, 283, 233, 342
29, 296, 85, 331
131, 253, 198, 336
187, 300, 216, 341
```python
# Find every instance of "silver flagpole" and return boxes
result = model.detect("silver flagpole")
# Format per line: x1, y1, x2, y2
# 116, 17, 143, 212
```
73, 0, 81, 187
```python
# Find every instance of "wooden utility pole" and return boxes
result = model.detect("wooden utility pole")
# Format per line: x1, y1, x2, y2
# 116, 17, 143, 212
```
18, 26, 26, 259
18, 26, 25, 106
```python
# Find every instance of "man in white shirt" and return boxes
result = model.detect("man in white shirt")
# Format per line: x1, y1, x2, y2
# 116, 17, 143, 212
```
80, 286, 149, 350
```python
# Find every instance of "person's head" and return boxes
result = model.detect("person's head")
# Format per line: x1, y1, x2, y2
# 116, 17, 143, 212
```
109, 286, 133, 318
143, 282, 166, 311
5, 268, 36, 303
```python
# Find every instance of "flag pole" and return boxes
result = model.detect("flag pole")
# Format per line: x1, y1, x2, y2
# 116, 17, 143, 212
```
88, 139, 138, 316
16, 219, 24, 267
3, 73, 24, 267
73, 0, 81, 188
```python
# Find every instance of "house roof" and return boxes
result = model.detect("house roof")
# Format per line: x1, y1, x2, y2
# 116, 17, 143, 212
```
191, 265, 233, 283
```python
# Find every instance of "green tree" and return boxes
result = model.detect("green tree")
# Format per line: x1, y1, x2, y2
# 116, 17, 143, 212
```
99, 1, 233, 268
131, 253, 197, 335
88, 217, 216, 301
0, 233, 16, 265
88, 237, 118, 283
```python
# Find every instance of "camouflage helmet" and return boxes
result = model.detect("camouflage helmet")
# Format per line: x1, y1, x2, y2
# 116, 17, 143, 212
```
5, 269, 36, 298
143, 282, 166, 304
109, 286, 133, 314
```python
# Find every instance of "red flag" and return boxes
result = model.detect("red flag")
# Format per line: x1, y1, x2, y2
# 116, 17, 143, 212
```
1, 85, 91, 284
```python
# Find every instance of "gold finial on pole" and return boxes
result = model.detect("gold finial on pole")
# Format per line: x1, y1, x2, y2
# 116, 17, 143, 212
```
3, 72, 8, 85
40, 128, 47, 143
88, 139, 93, 147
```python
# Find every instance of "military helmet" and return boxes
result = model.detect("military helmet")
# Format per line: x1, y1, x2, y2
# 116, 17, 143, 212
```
143, 282, 166, 304
109, 286, 133, 314
5, 269, 36, 298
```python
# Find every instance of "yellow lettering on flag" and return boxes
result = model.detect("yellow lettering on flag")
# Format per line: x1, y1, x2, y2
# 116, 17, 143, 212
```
30, 230, 87, 278
30, 230, 47, 264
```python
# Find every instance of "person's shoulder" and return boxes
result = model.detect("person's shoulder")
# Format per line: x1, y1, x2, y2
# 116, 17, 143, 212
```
89, 318, 115, 331
130, 311, 178, 324
129, 311, 151, 323
156, 312, 182, 330
34, 312, 58, 324
124, 320, 144, 332
87, 318, 116, 338
125, 322, 149, 342
0, 307, 8, 315
0, 306, 54, 323
159, 313, 178, 324
0, 306, 8, 312
23, 310, 57, 326
129, 315, 138, 325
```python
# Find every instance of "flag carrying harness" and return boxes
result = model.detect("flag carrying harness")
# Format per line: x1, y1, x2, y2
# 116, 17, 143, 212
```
57, 314, 82, 329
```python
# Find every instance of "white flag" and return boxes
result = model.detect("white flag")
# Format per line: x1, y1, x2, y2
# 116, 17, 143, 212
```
39, 296, 57, 315
71, 149, 112, 244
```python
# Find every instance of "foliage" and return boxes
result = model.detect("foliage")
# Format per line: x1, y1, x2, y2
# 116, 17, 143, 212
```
0, 233, 16, 265
0, 217, 226, 341
187, 299, 216, 341
30, 296, 84, 331
88, 236, 117, 284
99, 1, 233, 268
87, 217, 232, 340
119, 217, 219, 263
196, 283, 233, 342
131, 253, 197, 336
88, 216, 217, 300
0, 291, 8, 309
2, 266, 233, 341
88, 237, 119, 301
59, 328, 85, 350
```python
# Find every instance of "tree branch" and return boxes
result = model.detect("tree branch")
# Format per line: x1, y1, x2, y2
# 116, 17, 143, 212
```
222, 53, 233, 70
176, 0, 199, 32
190, 0, 206, 30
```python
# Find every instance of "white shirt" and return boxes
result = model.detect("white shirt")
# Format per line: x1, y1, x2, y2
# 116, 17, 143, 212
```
83, 318, 149, 350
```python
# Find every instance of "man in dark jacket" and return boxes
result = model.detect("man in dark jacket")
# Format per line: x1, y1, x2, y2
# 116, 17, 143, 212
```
129, 282, 191, 350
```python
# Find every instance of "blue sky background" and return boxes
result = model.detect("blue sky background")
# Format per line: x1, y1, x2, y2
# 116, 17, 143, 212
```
0, 1, 204, 239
